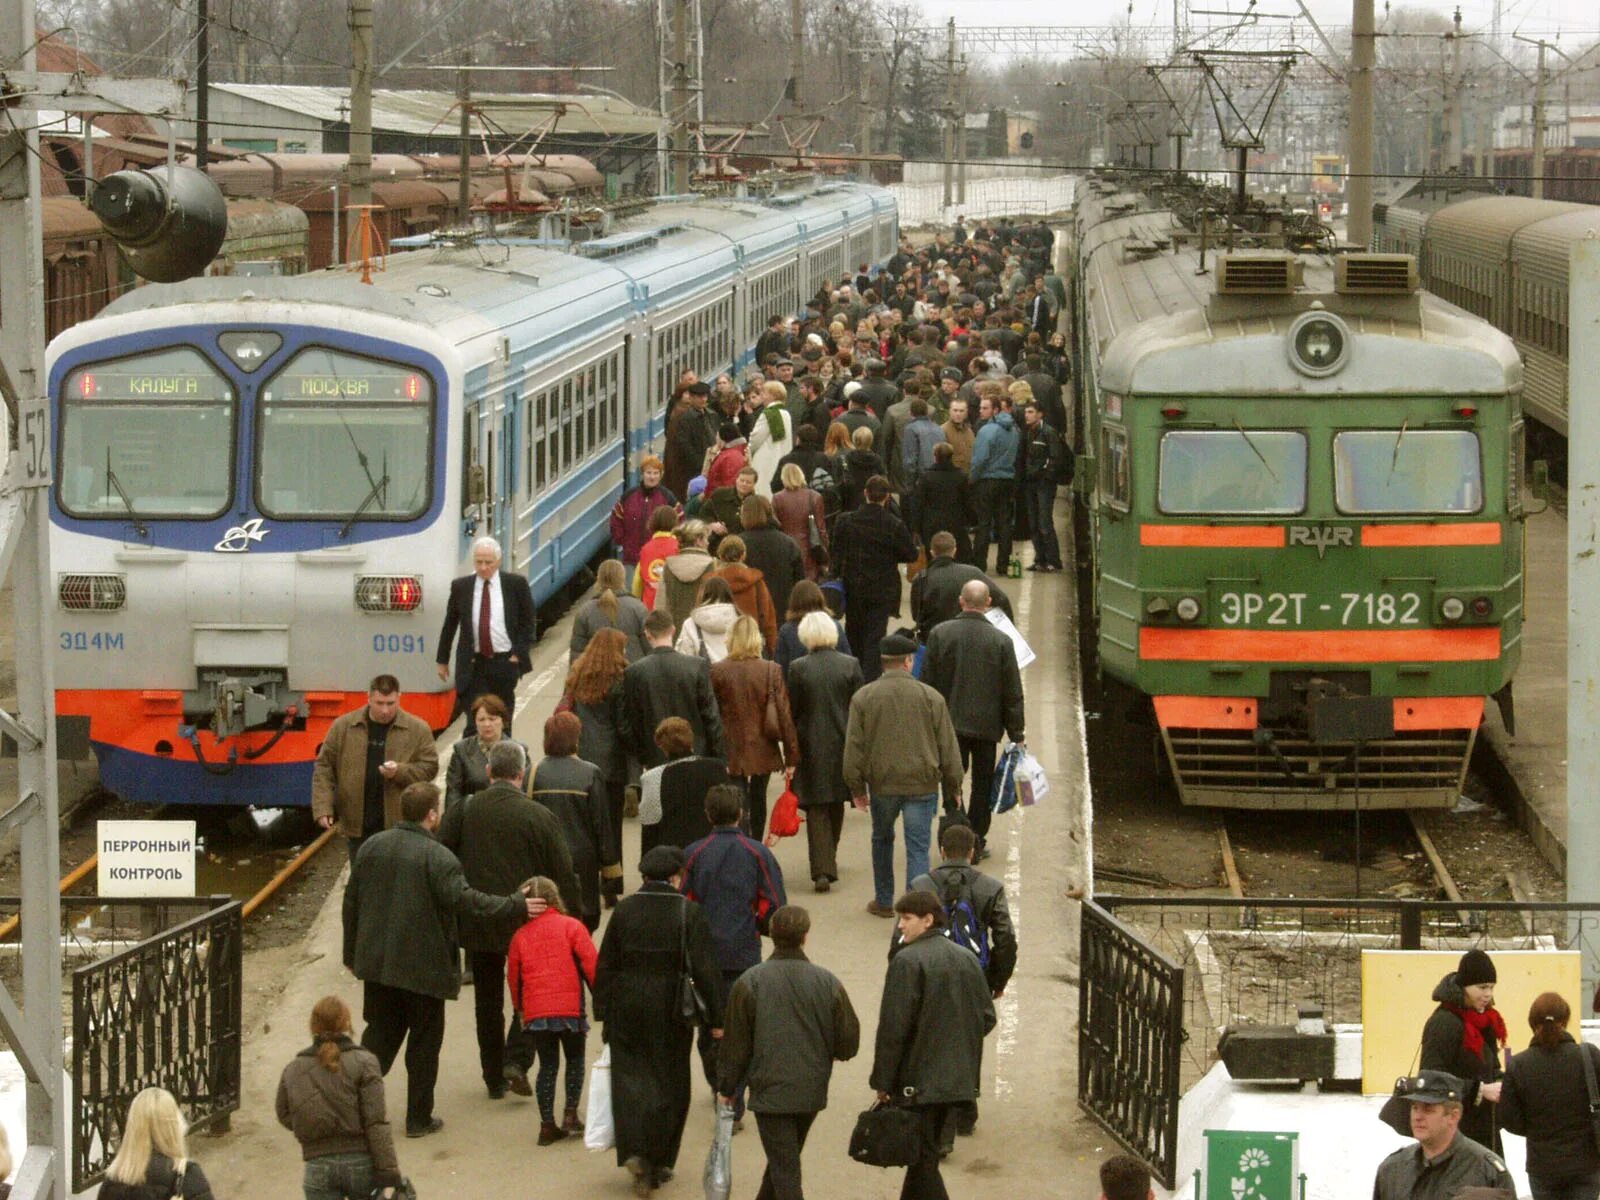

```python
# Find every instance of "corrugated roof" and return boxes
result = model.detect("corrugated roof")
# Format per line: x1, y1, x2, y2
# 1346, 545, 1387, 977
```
206, 83, 746, 140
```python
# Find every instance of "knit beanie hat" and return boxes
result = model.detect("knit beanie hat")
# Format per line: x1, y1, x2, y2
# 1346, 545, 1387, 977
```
1456, 948, 1497, 988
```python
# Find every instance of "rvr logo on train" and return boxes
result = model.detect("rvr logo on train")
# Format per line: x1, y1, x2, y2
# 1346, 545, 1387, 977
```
1286, 525, 1354, 559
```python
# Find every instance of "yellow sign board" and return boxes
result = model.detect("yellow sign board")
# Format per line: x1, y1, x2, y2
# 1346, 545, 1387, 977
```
1360, 949, 1581, 1094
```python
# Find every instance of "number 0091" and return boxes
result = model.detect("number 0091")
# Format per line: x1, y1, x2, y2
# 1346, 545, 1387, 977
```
1215, 591, 1423, 627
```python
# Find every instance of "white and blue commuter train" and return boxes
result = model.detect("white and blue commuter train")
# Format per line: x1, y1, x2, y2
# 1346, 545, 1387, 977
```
44, 181, 899, 806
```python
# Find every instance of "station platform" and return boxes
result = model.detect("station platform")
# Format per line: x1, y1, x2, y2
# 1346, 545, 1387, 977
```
192, 502, 1108, 1200
1479, 505, 1568, 875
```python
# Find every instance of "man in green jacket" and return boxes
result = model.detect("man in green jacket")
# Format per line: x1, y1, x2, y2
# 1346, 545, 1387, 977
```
718, 906, 859, 1199
343, 781, 539, 1138
438, 741, 580, 1100
843, 635, 963, 918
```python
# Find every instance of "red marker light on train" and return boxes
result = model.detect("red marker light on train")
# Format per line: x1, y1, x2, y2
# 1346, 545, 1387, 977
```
1453, 403, 1477, 418
392, 577, 422, 611
79, 373, 97, 398
405, 375, 422, 400
1160, 403, 1187, 419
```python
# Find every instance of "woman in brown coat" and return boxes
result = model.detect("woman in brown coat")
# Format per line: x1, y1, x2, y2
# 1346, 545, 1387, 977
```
771, 462, 830, 581
710, 536, 779, 652
709, 615, 799, 840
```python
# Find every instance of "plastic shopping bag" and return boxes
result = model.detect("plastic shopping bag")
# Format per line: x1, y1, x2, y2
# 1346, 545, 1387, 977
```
703, 1101, 734, 1200
990, 742, 1024, 815
1016, 749, 1049, 806
765, 774, 802, 843
584, 1045, 614, 1151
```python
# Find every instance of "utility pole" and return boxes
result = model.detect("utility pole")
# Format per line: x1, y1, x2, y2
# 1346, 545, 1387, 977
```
1443, 8, 1462, 174
1569, 236, 1600, 1006
788, 0, 804, 117
942, 19, 956, 210
670, 0, 690, 193
457, 63, 472, 222
1532, 39, 1548, 199
194, 0, 209, 167
1347, 0, 1375, 247
955, 52, 967, 205
348, 0, 373, 210
856, 47, 872, 180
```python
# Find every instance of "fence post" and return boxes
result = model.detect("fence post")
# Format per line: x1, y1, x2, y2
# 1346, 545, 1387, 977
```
1400, 901, 1422, 950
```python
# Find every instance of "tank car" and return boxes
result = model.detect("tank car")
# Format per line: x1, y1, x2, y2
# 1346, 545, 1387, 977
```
46, 181, 897, 806
1074, 174, 1523, 809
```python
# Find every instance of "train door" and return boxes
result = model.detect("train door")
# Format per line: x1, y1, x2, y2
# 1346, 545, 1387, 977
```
498, 391, 521, 571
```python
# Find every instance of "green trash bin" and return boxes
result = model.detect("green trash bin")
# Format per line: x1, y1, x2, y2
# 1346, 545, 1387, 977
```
1202, 1129, 1300, 1200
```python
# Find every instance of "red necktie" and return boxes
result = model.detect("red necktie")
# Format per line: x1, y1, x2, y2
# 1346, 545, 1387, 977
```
477, 579, 493, 656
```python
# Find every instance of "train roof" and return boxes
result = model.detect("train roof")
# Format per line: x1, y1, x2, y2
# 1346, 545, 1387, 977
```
1078, 191, 1521, 396
81, 182, 895, 373
1423, 195, 1587, 256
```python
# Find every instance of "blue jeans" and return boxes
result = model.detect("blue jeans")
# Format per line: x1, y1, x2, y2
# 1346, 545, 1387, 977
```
1024, 479, 1062, 568
303, 1151, 374, 1200
869, 793, 936, 907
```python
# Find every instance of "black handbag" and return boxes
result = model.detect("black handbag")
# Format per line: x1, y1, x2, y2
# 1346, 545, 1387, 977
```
676, 896, 710, 1029
369, 1180, 418, 1200
848, 1102, 924, 1167
1579, 1039, 1600, 1156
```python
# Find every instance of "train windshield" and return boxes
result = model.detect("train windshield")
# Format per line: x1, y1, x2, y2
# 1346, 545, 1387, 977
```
1157, 430, 1307, 515
58, 347, 234, 519
256, 349, 434, 521
1334, 429, 1482, 514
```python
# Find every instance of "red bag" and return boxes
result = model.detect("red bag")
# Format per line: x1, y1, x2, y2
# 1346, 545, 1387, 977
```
765, 776, 802, 844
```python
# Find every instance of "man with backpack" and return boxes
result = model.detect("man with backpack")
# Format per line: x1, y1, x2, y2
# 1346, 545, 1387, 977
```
890, 819, 1016, 1148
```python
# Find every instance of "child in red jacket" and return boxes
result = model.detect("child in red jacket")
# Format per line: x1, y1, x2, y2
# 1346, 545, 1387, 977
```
506, 876, 600, 1144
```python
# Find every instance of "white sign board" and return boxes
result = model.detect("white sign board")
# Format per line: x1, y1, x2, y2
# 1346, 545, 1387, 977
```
986, 607, 1036, 670
97, 820, 197, 897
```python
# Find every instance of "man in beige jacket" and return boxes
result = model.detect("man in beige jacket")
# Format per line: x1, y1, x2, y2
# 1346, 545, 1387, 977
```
312, 673, 440, 860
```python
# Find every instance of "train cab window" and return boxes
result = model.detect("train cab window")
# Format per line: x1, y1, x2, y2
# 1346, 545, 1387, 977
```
1158, 429, 1307, 515
1100, 426, 1130, 511
1333, 429, 1482, 515
59, 346, 234, 520
257, 348, 433, 521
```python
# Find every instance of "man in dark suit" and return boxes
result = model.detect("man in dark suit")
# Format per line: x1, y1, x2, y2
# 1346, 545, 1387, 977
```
831, 475, 918, 682
619, 609, 724, 767
435, 536, 536, 718
910, 532, 1014, 641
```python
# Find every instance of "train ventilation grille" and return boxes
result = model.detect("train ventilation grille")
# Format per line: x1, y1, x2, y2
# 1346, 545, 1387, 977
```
1335, 254, 1419, 294
1215, 253, 1301, 294
1163, 727, 1472, 804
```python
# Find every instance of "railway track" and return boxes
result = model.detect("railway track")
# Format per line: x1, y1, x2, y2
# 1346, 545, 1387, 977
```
0, 823, 338, 942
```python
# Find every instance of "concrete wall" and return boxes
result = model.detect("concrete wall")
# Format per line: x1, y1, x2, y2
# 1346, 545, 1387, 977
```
888, 174, 1077, 228
901, 157, 1047, 184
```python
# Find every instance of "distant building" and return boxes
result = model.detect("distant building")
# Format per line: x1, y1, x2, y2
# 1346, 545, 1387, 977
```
180, 84, 749, 187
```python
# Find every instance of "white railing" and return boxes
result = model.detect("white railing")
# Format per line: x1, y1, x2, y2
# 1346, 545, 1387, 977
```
888, 174, 1078, 228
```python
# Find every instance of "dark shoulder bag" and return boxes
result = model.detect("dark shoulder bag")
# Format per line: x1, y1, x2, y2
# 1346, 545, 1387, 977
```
676, 896, 710, 1028
1580, 1039, 1600, 1156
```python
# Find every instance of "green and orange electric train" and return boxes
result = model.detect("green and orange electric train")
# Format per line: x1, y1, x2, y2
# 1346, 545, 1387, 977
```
1071, 173, 1524, 810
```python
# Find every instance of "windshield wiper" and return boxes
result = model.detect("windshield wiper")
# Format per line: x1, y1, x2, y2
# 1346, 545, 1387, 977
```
339, 470, 390, 540
1231, 419, 1279, 482
103, 448, 147, 536
1387, 417, 1409, 484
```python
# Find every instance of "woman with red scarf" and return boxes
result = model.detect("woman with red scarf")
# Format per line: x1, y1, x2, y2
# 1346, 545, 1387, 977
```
1420, 948, 1507, 1151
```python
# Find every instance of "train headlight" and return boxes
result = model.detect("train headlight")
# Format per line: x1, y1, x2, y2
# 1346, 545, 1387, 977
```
1287, 310, 1350, 378
1440, 597, 1465, 622
355, 575, 424, 613
59, 574, 126, 612
1175, 596, 1202, 622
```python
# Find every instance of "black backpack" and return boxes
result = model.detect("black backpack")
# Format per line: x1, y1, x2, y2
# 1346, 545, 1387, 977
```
1054, 434, 1076, 487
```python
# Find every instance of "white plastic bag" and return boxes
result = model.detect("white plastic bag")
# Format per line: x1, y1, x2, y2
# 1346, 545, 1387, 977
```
584, 1045, 614, 1151
703, 1101, 733, 1200
1017, 749, 1049, 805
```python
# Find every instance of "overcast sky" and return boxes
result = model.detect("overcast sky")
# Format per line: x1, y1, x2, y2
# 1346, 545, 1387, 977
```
910, 0, 1597, 43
